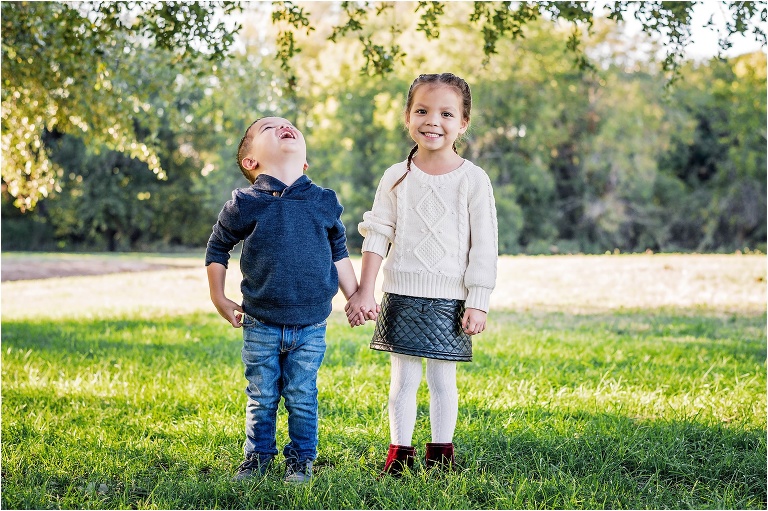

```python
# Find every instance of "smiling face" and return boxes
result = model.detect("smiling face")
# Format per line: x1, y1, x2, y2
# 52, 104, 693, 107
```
238, 116, 307, 182
405, 84, 469, 156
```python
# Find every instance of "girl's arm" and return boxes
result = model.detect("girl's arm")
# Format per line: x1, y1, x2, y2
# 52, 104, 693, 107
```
345, 251, 382, 325
352, 167, 399, 325
461, 308, 487, 335
464, 171, 498, 313
462, 170, 498, 335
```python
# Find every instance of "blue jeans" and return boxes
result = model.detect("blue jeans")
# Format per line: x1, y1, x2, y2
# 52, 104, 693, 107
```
241, 313, 327, 463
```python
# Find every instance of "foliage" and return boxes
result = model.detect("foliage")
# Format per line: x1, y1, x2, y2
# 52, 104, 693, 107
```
39, 130, 213, 252
658, 52, 768, 251
3, 1, 766, 212
1, 2, 765, 255
1, 1, 240, 211
272, 1, 766, 86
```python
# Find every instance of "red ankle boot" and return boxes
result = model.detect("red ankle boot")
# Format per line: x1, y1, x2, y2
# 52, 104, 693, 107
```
382, 444, 416, 476
425, 442, 455, 470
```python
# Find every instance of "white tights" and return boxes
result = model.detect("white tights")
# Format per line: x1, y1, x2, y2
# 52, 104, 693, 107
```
388, 353, 458, 446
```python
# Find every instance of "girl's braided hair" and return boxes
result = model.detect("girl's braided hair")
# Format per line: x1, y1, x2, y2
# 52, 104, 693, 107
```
391, 73, 472, 190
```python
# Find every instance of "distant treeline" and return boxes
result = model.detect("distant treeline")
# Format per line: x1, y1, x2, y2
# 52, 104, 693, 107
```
2, 14, 765, 254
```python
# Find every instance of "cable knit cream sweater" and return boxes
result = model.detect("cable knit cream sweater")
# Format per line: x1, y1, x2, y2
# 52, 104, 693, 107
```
358, 159, 498, 312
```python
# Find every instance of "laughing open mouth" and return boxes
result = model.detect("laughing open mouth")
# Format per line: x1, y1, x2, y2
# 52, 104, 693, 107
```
278, 129, 296, 139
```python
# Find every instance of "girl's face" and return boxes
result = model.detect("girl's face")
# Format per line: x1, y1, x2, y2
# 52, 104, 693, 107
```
405, 84, 468, 155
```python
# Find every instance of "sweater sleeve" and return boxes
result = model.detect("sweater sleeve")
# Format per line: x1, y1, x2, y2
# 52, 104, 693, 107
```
463, 170, 498, 312
205, 191, 246, 268
328, 191, 350, 262
358, 166, 401, 258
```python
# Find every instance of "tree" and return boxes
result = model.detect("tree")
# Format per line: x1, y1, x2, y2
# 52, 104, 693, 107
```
1, 1, 239, 211
271, 1, 766, 82
657, 52, 767, 252
4, 1, 764, 254
4, 1, 765, 212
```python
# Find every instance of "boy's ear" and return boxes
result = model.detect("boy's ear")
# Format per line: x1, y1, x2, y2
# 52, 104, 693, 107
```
303, 162, 309, 171
242, 157, 258, 171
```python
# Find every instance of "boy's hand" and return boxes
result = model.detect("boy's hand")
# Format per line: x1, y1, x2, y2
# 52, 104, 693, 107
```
348, 310, 366, 327
345, 291, 379, 327
212, 296, 245, 328
461, 308, 487, 335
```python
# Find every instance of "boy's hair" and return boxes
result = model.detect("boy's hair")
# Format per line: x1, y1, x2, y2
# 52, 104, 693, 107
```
392, 73, 472, 190
236, 118, 262, 183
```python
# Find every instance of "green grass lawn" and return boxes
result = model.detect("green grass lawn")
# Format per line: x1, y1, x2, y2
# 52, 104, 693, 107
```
1, 254, 766, 509
2, 310, 765, 509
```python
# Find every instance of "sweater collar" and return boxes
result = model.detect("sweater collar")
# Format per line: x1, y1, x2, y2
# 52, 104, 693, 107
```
252, 174, 311, 196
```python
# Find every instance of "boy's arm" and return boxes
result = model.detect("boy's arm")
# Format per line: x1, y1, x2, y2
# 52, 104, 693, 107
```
334, 257, 358, 301
207, 262, 244, 328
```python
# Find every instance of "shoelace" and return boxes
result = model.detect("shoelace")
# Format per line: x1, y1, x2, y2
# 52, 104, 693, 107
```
237, 456, 263, 472
286, 461, 309, 476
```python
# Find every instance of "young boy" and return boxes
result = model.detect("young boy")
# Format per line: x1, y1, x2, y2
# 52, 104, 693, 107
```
205, 117, 359, 483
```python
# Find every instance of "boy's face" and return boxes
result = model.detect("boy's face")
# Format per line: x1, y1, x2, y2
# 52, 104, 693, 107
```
241, 117, 307, 175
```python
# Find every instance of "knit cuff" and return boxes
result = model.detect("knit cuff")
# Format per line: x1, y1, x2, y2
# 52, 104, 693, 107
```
465, 286, 493, 313
361, 232, 390, 258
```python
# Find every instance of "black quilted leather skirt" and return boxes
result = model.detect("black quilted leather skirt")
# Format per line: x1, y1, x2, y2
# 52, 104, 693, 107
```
370, 293, 472, 362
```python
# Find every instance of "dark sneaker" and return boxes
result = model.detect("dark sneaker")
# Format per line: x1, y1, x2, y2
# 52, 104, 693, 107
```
284, 459, 313, 483
232, 453, 273, 482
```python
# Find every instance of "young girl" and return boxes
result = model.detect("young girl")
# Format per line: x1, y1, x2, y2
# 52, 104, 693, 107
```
345, 73, 498, 475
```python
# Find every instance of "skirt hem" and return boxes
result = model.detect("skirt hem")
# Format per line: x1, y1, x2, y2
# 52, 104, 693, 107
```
369, 342, 472, 362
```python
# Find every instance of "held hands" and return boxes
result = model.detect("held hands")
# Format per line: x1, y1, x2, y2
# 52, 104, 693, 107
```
344, 294, 487, 334
462, 308, 487, 335
345, 291, 379, 327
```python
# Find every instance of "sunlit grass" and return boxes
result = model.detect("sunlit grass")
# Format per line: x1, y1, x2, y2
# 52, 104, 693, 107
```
2, 307, 765, 509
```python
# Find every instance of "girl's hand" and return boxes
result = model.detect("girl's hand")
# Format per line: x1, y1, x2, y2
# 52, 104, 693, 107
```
461, 308, 487, 335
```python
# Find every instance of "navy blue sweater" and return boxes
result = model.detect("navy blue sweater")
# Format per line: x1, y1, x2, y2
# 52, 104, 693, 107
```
205, 174, 349, 326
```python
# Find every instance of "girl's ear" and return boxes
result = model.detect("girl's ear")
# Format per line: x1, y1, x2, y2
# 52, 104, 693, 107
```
459, 118, 469, 134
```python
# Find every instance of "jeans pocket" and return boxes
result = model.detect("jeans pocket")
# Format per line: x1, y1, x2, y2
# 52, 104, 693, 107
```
241, 313, 262, 329
242, 314, 270, 345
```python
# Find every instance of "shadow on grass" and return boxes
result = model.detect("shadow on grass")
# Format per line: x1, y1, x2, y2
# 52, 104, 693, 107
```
465, 403, 766, 508
2, 314, 237, 360
1, 312, 371, 366
3, 310, 763, 374
467, 311, 766, 388
488, 310, 767, 359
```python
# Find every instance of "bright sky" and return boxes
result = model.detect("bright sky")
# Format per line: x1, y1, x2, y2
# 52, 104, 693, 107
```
236, 2, 766, 61
684, 1, 767, 59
